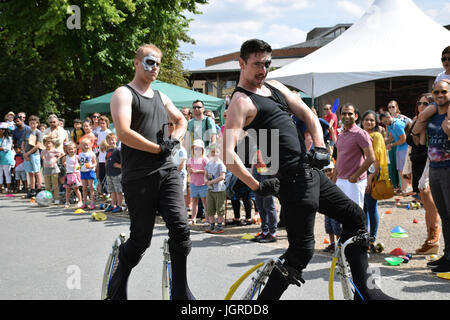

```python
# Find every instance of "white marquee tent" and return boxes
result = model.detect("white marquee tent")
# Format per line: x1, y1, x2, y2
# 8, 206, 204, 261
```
267, 0, 450, 99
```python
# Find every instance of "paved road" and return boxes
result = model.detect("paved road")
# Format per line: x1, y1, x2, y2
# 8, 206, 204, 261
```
1, 195, 449, 301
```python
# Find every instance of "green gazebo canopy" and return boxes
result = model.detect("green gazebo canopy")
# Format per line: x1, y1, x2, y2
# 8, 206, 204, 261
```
80, 80, 226, 124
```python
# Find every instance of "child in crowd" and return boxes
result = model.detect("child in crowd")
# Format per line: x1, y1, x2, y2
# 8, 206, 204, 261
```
171, 136, 188, 212
22, 115, 43, 198
41, 137, 64, 204
323, 162, 342, 253
204, 145, 227, 234
412, 46, 450, 152
187, 139, 208, 225
104, 133, 123, 213
62, 142, 82, 208
71, 119, 84, 145
252, 149, 278, 243
78, 138, 97, 210
0, 123, 13, 193
13, 145, 27, 193
97, 116, 112, 196
38, 123, 47, 133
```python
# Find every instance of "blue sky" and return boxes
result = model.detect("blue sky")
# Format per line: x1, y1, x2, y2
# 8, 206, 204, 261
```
179, 0, 450, 70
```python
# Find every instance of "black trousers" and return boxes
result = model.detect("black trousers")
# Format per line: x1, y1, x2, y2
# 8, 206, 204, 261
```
108, 168, 193, 299
277, 167, 366, 270
257, 166, 382, 300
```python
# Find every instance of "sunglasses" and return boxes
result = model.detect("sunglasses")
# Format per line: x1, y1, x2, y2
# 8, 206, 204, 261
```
441, 57, 450, 63
416, 101, 429, 107
432, 89, 449, 95
193, 106, 203, 109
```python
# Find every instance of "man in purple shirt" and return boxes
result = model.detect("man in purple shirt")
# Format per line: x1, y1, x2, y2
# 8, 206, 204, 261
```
335, 103, 375, 208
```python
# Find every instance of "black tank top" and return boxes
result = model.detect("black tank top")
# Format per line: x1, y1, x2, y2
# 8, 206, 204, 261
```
233, 82, 307, 175
121, 84, 175, 183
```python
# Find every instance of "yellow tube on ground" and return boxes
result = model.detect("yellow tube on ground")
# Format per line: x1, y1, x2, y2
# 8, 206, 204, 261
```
328, 257, 338, 300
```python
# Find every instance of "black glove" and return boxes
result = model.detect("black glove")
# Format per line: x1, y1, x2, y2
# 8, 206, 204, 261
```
308, 147, 330, 170
158, 139, 179, 158
255, 177, 280, 197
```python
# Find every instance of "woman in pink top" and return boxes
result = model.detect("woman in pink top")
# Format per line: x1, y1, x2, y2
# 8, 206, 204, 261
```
187, 139, 208, 224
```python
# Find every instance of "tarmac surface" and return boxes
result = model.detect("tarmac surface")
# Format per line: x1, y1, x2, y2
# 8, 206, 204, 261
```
186, 195, 445, 276
1, 191, 449, 302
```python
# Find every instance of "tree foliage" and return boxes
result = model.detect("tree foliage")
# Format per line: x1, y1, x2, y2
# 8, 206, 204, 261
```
0, 0, 207, 124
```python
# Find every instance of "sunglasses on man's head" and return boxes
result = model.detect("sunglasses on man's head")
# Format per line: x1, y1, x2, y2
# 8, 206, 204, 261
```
441, 57, 450, 63
432, 89, 449, 95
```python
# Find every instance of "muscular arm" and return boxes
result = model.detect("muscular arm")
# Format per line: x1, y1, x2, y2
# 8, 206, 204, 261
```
221, 94, 260, 191
267, 80, 326, 149
160, 92, 187, 142
110, 86, 161, 154
411, 106, 436, 143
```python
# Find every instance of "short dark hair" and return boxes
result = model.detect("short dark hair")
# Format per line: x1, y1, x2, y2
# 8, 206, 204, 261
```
240, 39, 272, 63
339, 102, 358, 115
442, 46, 450, 56
192, 100, 204, 107
379, 112, 391, 120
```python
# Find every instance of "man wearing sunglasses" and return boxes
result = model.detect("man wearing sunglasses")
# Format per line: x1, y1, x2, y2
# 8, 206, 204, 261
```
412, 46, 450, 153
223, 39, 394, 300
108, 43, 194, 300
187, 100, 217, 154
412, 79, 450, 274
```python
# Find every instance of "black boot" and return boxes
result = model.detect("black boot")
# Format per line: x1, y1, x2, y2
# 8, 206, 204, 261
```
257, 260, 305, 300
106, 261, 132, 300
345, 243, 397, 300
170, 251, 195, 300
257, 267, 290, 300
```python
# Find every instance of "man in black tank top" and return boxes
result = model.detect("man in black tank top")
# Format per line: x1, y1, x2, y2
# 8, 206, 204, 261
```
108, 43, 194, 300
222, 39, 394, 300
